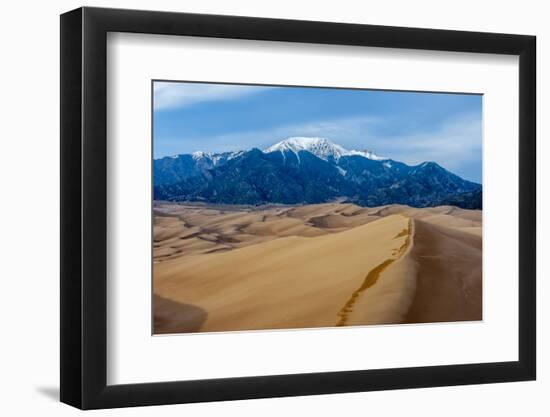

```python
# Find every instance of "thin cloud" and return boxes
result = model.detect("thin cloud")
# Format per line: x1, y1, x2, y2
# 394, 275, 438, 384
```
155, 111, 481, 182
368, 112, 482, 170
153, 82, 273, 110
155, 115, 381, 156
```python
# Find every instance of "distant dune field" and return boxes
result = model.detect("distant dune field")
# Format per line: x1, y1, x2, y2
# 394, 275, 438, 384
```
153, 202, 482, 334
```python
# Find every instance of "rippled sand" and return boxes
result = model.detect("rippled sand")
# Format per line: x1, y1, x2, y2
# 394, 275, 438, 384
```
153, 202, 482, 334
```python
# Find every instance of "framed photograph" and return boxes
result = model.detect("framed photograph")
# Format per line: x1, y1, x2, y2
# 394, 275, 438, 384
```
60, 7, 536, 409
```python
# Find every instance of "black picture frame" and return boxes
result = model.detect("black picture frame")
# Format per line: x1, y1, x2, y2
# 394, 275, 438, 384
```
60, 6, 536, 410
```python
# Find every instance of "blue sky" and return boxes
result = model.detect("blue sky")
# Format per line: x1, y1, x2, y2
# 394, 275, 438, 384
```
153, 81, 482, 183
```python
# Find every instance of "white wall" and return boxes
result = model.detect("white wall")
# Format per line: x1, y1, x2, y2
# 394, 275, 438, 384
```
0, 0, 546, 415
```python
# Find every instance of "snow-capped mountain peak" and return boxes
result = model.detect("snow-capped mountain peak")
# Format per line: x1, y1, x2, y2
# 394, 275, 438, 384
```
155, 137, 481, 209
192, 150, 209, 160
264, 137, 386, 161
191, 150, 245, 165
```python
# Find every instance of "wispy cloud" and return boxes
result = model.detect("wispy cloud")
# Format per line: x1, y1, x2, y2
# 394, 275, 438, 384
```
156, 111, 481, 182
367, 112, 482, 172
155, 115, 381, 156
153, 82, 272, 110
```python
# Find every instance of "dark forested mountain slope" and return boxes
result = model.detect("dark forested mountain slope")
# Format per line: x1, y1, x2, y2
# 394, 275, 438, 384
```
154, 137, 481, 209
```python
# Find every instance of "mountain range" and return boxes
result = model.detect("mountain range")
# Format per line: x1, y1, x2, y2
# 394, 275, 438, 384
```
153, 137, 482, 209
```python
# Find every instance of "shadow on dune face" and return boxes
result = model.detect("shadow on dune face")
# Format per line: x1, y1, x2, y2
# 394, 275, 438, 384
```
153, 294, 208, 334
152, 204, 483, 332
403, 219, 482, 324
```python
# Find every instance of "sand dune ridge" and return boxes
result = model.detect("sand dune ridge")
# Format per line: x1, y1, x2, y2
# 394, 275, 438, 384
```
153, 203, 482, 333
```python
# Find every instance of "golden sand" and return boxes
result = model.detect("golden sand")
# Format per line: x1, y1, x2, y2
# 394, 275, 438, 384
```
336, 219, 412, 326
153, 203, 482, 333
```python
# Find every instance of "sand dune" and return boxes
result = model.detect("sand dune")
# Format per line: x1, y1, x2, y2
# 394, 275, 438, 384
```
403, 219, 482, 323
153, 202, 482, 333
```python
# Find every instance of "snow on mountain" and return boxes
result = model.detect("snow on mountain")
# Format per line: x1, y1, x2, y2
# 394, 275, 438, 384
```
336, 166, 347, 176
263, 137, 386, 162
155, 136, 482, 209
191, 151, 208, 160
191, 150, 244, 165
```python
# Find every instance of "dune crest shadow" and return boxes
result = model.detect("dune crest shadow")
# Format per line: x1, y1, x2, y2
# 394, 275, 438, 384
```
153, 294, 208, 334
